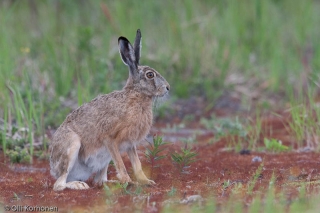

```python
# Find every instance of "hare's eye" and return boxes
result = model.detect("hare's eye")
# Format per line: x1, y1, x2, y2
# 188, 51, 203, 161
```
146, 72, 154, 79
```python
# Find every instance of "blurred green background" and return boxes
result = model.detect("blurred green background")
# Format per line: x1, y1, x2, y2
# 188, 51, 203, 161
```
0, 0, 320, 155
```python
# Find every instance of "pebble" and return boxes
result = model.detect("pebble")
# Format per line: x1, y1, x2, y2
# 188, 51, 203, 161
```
252, 156, 262, 163
180, 195, 203, 204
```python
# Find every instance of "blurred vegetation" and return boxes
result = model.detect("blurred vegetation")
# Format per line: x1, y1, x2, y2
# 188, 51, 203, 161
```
0, 0, 320, 155
1, 2, 320, 211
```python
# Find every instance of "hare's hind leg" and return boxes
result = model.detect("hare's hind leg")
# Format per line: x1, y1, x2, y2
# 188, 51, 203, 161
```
127, 146, 155, 185
53, 133, 89, 191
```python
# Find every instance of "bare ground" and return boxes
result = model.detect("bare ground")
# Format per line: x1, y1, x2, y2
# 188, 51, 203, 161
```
1, 97, 320, 212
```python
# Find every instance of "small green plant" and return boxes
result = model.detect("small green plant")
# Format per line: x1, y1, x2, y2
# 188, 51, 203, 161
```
145, 136, 168, 177
231, 182, 244, 194
246, 109, 263, 150
171, 145, 198, 174
222, 179, 232, 190
103, 184, 113, 197
6, 146, 31, 163
167, 186, 177, 197
247, 163, 264, 195
1, 126, 28, 150
263, 138, 289, 153
13, 192, 20, 201
134, 185, 143, 195
1, 125, 32, 163
103, 183, 118, 206
111, 182, 143, 196
118, 182, 131, 195
34, 150, 50, 160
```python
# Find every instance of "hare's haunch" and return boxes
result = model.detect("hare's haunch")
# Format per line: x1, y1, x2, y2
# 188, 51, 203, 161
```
49, 29, 170, 191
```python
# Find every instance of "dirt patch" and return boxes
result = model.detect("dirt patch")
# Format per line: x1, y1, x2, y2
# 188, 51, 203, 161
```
1, 115, 320, 212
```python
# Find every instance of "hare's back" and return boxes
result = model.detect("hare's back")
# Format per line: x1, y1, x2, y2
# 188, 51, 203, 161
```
62, 91, 127, 133
66, 91, 125, 121
63, 90, 153, 143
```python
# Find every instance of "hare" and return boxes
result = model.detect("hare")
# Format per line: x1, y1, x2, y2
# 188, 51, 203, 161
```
50, 29, 170, 191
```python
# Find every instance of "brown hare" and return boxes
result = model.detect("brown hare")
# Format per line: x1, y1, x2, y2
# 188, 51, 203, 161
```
50, 29, 170, 191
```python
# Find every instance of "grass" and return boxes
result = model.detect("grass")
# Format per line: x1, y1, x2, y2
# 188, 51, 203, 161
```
287, 98, 320, 150
99, 170, 320, 213
201, 116, 248, 149
161, 175, 320, 213
263, 138, 289, 153
0, 0, 320, 154
247, 163, 264, 195
247, 109, 263, 150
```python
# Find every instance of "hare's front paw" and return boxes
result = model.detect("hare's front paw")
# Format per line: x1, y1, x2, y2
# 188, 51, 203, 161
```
138, 178, 156, 186
135, 171, 156, 185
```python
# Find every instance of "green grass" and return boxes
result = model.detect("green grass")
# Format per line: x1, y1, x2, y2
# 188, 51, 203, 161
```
287, 95, 320, 150
0, 0, 319, 190
263, 138, 289, 152
161, 175, 320, 213
98, 173, 320, 213
247, 163, 264, 195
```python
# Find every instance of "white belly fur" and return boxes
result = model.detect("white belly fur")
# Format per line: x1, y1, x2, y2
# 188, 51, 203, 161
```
67, 146, 112, 182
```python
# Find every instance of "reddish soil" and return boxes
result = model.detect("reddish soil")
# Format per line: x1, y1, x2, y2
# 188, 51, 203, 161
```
1, 113, 320, 212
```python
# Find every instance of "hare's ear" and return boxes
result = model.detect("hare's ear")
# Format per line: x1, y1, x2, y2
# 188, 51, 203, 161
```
133, 29, 142, 65
118, 36, 138, 76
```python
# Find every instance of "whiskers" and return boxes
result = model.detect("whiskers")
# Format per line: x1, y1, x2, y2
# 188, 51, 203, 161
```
153, 93, 169, 109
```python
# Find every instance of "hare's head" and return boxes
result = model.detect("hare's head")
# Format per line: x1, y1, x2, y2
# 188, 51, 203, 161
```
118, 29, 170, 98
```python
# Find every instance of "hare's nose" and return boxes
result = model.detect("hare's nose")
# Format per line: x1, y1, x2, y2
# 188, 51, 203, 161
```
166, 85, 170, 91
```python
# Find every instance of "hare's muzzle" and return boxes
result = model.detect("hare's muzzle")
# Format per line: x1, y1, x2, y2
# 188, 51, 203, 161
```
158, 83, 170, 97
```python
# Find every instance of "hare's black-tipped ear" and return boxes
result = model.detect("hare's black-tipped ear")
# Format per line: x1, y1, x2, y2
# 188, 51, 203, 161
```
118, 36, 138, 77
133, 29, 142, 65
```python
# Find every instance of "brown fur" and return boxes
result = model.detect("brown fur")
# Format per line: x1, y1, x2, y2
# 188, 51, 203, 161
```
50, 30, 170, 191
